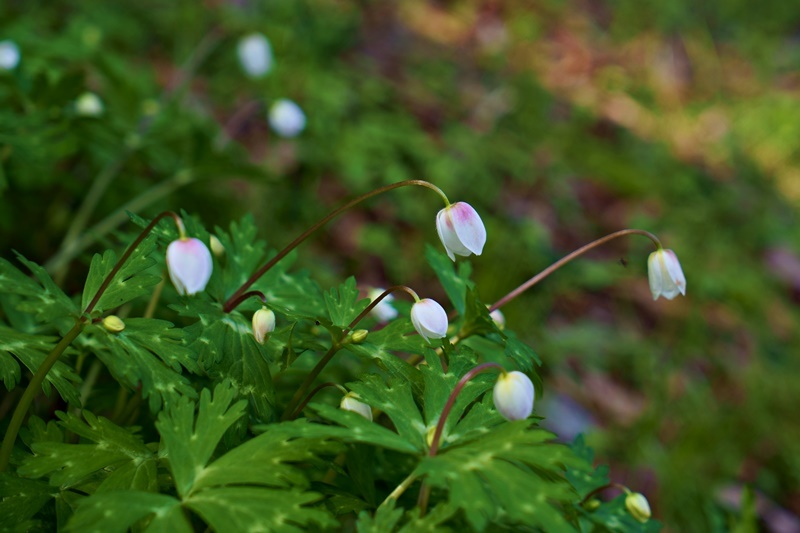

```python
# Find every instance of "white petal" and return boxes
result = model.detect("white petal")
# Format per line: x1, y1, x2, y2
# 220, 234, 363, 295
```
450, 202, 486, 256
410, 298, 448, 342
493, 371, 534, 421
166, 238, 213, 296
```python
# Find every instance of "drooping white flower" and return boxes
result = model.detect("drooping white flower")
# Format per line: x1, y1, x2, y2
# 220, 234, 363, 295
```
252, 306, 276, 344
625, 492, 651, 523
166, 238, 213, 296
493, 371, 534, 421
268, 98, 306, 138
410, 298, 448, 343
489, 308, 505, 329
436, 202, 486, 261
368, 288, 398, 323
0, 41, 20, 70
647, 248, 686, 300
237, 33, 273, 78
75, 92, 104, 117
340, 392, 372, 421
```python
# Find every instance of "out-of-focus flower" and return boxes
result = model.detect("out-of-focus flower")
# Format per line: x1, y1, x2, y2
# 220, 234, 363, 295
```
166, 238, 213, 296
350, 329, 368, 344
268, 98, 306, 138
237, 33, 273, 78
625, 492, 651, 523
647, 248, 686, 300
410, 298, 448, 343
102, 315, 125, 333
0, 41, 20, 70
368, 288, 398, 322
493, 371, 534, 421
340, 392, 372, 421
209, 235, 225, 257
436, 202, 486, 261
489, 308, 505, 329
252, 306, 276, 344
75, 92, 104, 117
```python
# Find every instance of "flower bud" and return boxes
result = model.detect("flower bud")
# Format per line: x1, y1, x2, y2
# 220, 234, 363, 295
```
410, 298, 448, 343
368, 288, 398, 322
252, 307, 276, 344
102, 315, 125, 333
350, 329, 368, 344
209, 235, 225, 257
0, 41, 20, 70
340, 392, 372, 421
237, 33, 273, 78
489, 308, 505, 329
166, 237, 213, 296
493, 371, 534, 421
625, 492, 651, 523
75, 92, 104, 117
647, 248, 686, 300
436, 202, 487, 261
268, 98, 306, 138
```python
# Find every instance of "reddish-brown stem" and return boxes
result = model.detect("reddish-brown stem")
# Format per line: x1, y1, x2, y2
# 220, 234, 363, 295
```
287, 382, 341, 420
579, 482, 630, 504
344, 285, 419, 334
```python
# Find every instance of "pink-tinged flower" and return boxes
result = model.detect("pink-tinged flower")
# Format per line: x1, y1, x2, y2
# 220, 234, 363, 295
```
166, 238, 213, 296
436, 202, 486, 261
647, 248, 686, 300
410, 298, 448, 343
340, 392, 372, 421
252, 307, 276, 344
493, 371, 534, 421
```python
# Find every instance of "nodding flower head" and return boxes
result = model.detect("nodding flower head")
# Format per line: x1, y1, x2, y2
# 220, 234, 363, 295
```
237, 33, 273, 78
166, 237, 213, 296
436, 202, 486, 261
647, 248, 686, 301
410, 298, 448, 343
368, 288, 398, 323
340, 392, 373, 421
625, 492, 652, 523
493, 371, 534, 421
252, 306, 276, 344
268, 98, 306, 138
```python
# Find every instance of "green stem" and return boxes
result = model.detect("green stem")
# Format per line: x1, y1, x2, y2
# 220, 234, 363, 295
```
223, 180, 447, 312
488, 229, 661, 313
0, 321, 85, 472
280, 346, 340, 421
381, 472, 419, 507
286, 382, 339, 420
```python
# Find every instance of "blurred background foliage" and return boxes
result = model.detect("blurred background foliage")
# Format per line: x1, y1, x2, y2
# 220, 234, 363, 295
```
2, 0, 800, 530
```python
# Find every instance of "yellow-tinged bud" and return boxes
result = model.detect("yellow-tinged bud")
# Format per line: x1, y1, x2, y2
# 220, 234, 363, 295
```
209, 235, 225, 257
426, 426, 437, 448
583, 498, 601, 511
252, 307, 276, 344
625, 492, 651, 523
102, 315, 125, 333
340, 393, 372, 421
351, 329, 368, 344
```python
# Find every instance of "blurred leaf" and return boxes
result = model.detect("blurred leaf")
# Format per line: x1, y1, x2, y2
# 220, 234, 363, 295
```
425, 245, 474, 316
0, 473, 53, 529
324, 276, 370, 328
1, 255, 77, 325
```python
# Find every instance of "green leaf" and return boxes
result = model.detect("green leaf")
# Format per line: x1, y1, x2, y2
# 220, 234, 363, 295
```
85, 319, 198, 412
80, 234, 161, 314
356, 500, 457, 533
0, 327, 81, 404
578, 495, 662, 533
207, 214, 267, 300
425, 244, 474, 315
1, 255, 78, 325
324, 276, 370, 328
65, 491, 189, 533
185, 487, 336, 533
414, 422, 579, 531
155, 380, 247, 498
461, 287, 502, 338
17, 410, 157, 493
0, 473, 54, 528
566, 435, 609, 499
357, 499, 403, 532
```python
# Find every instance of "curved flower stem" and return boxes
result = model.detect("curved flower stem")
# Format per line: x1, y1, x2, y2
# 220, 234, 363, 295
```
579, 482, 630, 505
0, 321, 85, 472
418, 362, 506, 515
223, 290, 268, 311
0, 211, 183, 472
223, 180, 447, 312
488, 229, 661, 313
381, 472, 419, 508
280, 346, 340, 422
286, 382, 341, 420
343, 285, 419, 335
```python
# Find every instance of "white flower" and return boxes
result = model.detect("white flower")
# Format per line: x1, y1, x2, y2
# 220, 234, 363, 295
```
340, 393, 372, 421
166, 238, 213, 296
268, 98, 306, 138
489, 308, 505, 329
75, 92, 104, 117
410, 298, 448, 343
493, 371, 534, 421
237, 33, 273, 78
368, 288, 398, 322
252, 307, 276, 344
625, 492, 651, 523
436, 202, 486, 261
647, 248, 686, 300
0, 41, 20, 70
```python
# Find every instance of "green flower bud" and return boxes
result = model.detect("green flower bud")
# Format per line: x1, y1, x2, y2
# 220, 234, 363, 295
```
625, 492, 651, 523
102, 315, 125, 333
351, 329, 368, 344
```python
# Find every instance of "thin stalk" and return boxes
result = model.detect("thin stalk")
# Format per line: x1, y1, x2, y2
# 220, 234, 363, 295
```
280, 346, 340, 421
144, 278, 166, 319
343, 285, 419, 335
0, 321, 85, 471
287, 382, 339, 420
223, 290, 268, 312
223, 180, 447, 312
489, 229, 661, 312
381, 472, 419, 507
579, 482, 630, 505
